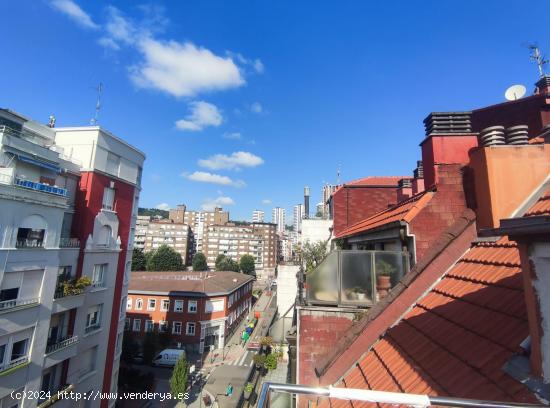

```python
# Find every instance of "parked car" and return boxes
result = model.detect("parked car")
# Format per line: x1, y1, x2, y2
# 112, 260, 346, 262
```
152, 349, 186, 367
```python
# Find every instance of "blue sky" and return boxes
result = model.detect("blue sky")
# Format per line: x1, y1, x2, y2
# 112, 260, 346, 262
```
1, 1, 549, 222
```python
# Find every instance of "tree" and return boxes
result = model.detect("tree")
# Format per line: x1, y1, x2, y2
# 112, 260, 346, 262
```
121, 336, 139, 364
169, 355, 189, 399
215, 254, 240, 272
240, 255, 256, 275
296, 240, 329, 274
132, 248, 147, 271
264, 353, 278, 371
142, 332, 159, 365
147, 245, 183, 271
192, 252, 208, 271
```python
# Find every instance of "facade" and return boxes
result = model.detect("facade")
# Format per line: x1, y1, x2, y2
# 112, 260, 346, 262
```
0, 109, 144, 408
126, 271, 254, 354
271, 207, 286, 235
293, 204, 304, 233
252, 210, 265, 223
321, 184, 338, 219
133, 215, 150, 250
135, 217, 191, 264
203, 222, 277, 279
300, 218, 332, 246
181, 206, 229, 255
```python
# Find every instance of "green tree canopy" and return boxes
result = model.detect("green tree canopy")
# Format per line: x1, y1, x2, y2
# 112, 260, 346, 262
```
215, 254, 240, 272
215, 254, 227, 271
296, 240, 329, 274
240, 254, 256, 275
147, 245, 183, 271
132, 248, 147, 271
192, 252, 208, 271
169, 355, 189, 399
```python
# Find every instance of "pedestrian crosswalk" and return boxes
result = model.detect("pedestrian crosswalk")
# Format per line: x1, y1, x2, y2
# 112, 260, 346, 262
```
226, 350, 254, 367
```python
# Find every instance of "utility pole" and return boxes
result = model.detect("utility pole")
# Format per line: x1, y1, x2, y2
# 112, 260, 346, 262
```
90, 82, 103, 125
529, 44, 548, 78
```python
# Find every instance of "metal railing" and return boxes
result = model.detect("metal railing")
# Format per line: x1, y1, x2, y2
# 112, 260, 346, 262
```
15, 238, 44, 248
0, 355, 29, 373
37, 383, 75, 408
14, 178, 67, 197
0, 297, 39, 311
59, 237, 80, 248
45, 335, 78, 355
257, 382, 547, 408
84, 323, 101, 334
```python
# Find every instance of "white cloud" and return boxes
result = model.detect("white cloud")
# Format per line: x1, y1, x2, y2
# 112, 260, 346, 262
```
261, 199, 272, 205
223, 132, 242, 140
201, 196, 235, 211
253, 59, 265, 73
250, 102, 263, 114
51, 0, 99, 29
175, 101, 223, 131
104, 6, 137, 45
155, 203, 171, 211
98, 37, 120, 50
131, 38, 245, 98
185, 171, 245, 188
198, 151, 264, 171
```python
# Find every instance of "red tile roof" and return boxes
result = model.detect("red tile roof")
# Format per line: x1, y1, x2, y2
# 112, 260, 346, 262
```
345, 176, 408, 187
335, 191, 434, 238
524, 187, 550, 217
319, 237, 537, 406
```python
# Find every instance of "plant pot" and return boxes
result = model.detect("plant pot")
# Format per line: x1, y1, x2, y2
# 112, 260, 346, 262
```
377, 275, 391, 299
356, 293, 366, 301
244, 390, 252, 399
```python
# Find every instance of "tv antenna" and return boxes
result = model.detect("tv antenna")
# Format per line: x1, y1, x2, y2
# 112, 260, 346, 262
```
504, 84, 527, 101
90, 82, 103, 125
336, 164, 341, 184
528, 44, 548, 78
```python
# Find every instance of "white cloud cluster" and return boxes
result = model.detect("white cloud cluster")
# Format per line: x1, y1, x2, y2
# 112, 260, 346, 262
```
155, 203, 171, 211
250, 102, 263, 114
175, 101, 223, 131
222, 132, 242, 140
198, 151, 264, 170
51, 0, 98, 29
261, 199, 272, 205
201, 196, 235, 211
185, 171, 245, 188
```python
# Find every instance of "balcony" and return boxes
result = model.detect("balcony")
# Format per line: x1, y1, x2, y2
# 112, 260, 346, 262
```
16, 238, 44, 248
45, 335, 78, 355
14, 178, 67, 197
0, 355, 29, 374
84, 323, 101, 334
0, 297, 39, 312
37, 383, 75, 408
59, 238, 80, 248
305, 250, 410, 307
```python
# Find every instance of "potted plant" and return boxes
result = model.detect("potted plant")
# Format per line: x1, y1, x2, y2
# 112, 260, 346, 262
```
345, 287, 358, 300
264, 353, 278, 372
376, 260, 395, 299
253, 354, 266, 373
244, 382, 254, 399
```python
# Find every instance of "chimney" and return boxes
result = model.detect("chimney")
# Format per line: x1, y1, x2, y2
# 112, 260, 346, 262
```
412, 160, 425, 195
421, 112, 478, 189
169, 204, 186, 223
396, 178, 413, 203
304, 186, 310, 219
497, 215, 550, 382
535, 75, 550, 94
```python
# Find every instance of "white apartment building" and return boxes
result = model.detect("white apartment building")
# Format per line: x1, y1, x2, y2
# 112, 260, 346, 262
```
293, 204, 304, 233
252, 210, 265, 223
271, 207, 286, 235
0, 109, 144, 408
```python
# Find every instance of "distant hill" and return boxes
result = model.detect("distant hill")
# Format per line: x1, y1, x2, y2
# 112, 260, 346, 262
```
138, 207, 169, 218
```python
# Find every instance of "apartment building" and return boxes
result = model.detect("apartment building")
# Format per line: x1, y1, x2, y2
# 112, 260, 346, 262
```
293, 204, 304, 234
203, 222, 277, 279
271, 207, 286, 235
252, 210, 264, 223
136, 217, 191, 264
174, 205, 229, 255
126, 271, 254, 354
0, 109, 144, 408
133, 215, 150, 250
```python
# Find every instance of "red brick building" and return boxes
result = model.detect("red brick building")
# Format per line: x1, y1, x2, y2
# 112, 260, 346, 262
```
126, 271, 254, 353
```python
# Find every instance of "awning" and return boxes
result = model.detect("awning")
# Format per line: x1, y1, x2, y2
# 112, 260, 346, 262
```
9, 152, 60, 173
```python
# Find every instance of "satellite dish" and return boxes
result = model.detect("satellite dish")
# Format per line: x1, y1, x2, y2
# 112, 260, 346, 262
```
505, 84, 527, 101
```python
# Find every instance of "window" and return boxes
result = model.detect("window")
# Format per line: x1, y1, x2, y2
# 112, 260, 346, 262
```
136, 298, 143, 310
85, 305, 102, 332
79, 347, 97, 378
147, 299, 156, 311
91, 264, 106, 288
158, 321, 168, 333
186, 322, 195, 336
11, 339, 28, 360
16, 228, 45, 248
102, 187, 115, 210
124, 318, 130, 331
120, 297, 126, 319
188, 300, 197, 313
161, 299, 170, 311
126, 298, 132, 310
133, 319, 141, 332
174, 300, 184, 312
97, 225, 112, 247
124, 262, 131, 284
172, 322, 182, 334
145, 320, 154, 332
205, 299, 224, 313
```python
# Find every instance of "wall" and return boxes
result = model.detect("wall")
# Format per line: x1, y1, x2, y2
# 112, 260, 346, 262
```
277, 264, 299, 314
300, 219, 333, 245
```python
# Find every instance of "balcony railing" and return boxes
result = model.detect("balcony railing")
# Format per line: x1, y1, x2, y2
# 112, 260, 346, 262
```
37, 383, 75, 408
59, 237, 80, 248
45, 335, 78, 355
84, 323, 101, 334
0, 297, 39, 311
14, 178, 67, 197
305, 250, 410, 307
16, 238, 44, 248
0, 355, 29, 373
91, 281, 106, 289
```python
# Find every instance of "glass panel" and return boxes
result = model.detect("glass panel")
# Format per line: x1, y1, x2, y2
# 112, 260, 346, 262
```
374, 252, 405, 302
340, 251, 373, 305
306, 251, 338, 304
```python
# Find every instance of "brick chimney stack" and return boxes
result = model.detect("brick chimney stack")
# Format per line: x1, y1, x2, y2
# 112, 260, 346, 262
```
535, 75, 550, 94
396, 178, 413, 203
412, 160, 425, 195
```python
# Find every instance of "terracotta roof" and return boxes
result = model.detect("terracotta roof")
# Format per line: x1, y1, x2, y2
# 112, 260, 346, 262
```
344, 176, 408, 187
128, 271, 253, 295
319, 236, 538, 406
523, 187, 550, 217
335, 190, 434, 238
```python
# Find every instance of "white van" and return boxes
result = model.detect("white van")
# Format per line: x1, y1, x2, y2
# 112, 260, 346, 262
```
152, 349, 186, 367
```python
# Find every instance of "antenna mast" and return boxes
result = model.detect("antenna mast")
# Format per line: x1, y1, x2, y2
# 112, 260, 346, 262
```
528, 44, 548, 78
90, 82, 103, 125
